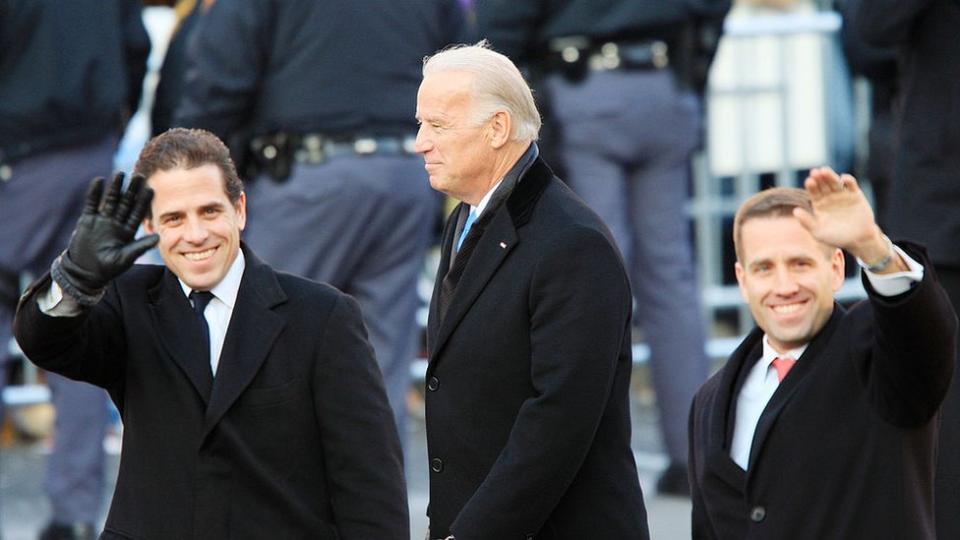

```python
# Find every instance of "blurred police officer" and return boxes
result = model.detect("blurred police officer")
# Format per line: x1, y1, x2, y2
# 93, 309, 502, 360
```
0, 2, 148, 538
176, 0, 465, 452
476, 0, 730, 495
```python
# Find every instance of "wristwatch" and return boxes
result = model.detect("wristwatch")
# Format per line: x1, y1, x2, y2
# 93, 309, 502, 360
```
864, 235, 894, 273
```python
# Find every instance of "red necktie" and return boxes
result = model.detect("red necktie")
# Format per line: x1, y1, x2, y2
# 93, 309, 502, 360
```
771, 356, 797, 382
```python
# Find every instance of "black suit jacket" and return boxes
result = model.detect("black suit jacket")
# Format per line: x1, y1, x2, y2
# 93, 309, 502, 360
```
689, 244, 957, 539
425, 156, 650, 540
14, 247, 408, 540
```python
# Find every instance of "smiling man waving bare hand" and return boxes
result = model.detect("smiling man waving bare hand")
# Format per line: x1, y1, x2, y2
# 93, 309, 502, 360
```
688, 166, 957, 539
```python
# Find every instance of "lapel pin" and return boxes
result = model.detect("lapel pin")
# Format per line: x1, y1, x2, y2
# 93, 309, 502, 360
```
499, 241, 507, 249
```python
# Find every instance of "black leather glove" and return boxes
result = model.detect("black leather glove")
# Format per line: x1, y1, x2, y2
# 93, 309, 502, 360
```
51, 172, 159, 305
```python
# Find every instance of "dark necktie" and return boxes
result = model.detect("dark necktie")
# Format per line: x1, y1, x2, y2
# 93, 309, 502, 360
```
189, 290, 215, 373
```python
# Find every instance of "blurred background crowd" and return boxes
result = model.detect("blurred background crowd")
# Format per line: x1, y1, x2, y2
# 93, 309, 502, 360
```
1, 0, 957, 538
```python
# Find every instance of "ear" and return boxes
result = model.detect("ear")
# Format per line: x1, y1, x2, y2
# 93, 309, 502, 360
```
830, 247, 845, 291
142, 216, 155, 234
487, 110, 512, 149
235, 192, 247, 231
735, 261, 749, 302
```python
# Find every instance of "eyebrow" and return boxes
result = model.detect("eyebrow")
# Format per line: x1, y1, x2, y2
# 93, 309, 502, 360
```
157, 209, 183, 222
157, 201, 225, 222
200, 202, 226, 212
748, 254, 816, 269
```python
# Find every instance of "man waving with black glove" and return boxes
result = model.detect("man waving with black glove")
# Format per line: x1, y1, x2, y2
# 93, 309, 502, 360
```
49, 173, 159, 307
14, 128, 409, 539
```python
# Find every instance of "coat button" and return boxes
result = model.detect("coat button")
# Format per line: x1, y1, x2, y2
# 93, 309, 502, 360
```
750, 505, 766, 522
427, 376, 440, 391
431, 457, 444, 473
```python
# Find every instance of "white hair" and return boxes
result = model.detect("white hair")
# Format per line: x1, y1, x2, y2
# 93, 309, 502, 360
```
422, 40, 541, 142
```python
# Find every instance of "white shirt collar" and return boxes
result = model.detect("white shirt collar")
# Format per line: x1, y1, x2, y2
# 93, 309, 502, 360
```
470, 178, 505, 218
178, 249, 246, 309
468, 142, 539, 218
760, 335, 808, 369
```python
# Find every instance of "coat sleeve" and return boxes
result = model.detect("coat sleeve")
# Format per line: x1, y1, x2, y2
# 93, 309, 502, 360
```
474, 0, 546, 64
450, 226, 633, 538
174, 0, 271, 141
13, 273, 127, 393
119, 0, 150, 117
857, 242, 957, 427
847, 0, 937, 46
312, 293, 409, 540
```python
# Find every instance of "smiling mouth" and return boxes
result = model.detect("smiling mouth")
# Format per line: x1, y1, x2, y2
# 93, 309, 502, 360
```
184, 247, 216, 262
770, 301, 806, 315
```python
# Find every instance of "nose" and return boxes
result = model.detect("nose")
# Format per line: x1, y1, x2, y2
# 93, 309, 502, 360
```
414, 124, 432, 154
183, 216, 209, 244
772, 267, 800, 296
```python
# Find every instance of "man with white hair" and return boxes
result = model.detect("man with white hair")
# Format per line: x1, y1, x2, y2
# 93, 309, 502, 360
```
417, 42, 650, 540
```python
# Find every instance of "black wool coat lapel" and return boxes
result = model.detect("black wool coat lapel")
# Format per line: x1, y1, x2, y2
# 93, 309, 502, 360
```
202, 251, 286, 439
427, 157, 553, 367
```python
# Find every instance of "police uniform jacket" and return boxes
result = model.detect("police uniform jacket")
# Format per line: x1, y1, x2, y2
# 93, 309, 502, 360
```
0, 0, 148, 163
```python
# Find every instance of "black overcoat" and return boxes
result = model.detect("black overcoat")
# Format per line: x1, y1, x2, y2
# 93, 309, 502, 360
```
689, 245, 957, 539
14, 247, 408, 539
425, 157, 650, 540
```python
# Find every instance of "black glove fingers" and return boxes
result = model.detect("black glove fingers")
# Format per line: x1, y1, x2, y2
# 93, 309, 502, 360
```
100, 172, 125, 217
126, 182, 154, 232
114, 174, 141, 226
118, 234, 160, 267
83, 177, 105, 216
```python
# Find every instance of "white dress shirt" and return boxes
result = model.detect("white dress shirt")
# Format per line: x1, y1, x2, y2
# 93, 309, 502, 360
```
729, 243, 924, 470
470, 177, 504, 219
179, 250, 245, 375
40, 251, 247, 376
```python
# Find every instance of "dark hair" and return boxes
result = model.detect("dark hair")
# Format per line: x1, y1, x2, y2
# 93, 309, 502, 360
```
134, 128, 243, 216
733, 187, 814, 261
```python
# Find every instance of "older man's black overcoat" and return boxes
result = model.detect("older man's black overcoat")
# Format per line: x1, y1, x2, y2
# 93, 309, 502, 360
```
425, 156, 650, 540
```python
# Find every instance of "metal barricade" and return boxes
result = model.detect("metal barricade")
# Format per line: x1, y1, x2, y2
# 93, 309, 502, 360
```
693, 8, 865, 357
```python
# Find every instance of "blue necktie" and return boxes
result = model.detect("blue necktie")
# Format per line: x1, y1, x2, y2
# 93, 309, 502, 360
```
456, 209, 477, 252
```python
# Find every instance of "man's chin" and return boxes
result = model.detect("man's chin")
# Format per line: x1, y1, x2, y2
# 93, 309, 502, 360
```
767, 328, 813, 351
176, 271, 218, 292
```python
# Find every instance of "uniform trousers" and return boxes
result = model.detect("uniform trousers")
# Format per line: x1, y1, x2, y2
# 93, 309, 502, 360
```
0, 136, 113, 524
245, 153, 438, 455
546, 68, 710, 466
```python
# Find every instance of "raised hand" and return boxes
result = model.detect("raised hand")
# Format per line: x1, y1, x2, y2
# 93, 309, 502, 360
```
51, 173, 159, 305
793, 167, 897, 269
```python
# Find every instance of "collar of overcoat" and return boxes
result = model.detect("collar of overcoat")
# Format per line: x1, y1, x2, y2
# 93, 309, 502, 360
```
147, 243, 287, 440
426, 156, 554, 367
704, 303, 845, 490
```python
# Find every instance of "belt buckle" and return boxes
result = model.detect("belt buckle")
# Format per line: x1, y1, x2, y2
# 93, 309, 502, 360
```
353, 137, 377, 155
299, 134, 326, 163
589, 42, 622, 71
650, 40, 669, 69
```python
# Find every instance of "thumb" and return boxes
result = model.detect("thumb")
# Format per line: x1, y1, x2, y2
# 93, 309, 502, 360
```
118, 234, 160, 266
792, 207, 817, 233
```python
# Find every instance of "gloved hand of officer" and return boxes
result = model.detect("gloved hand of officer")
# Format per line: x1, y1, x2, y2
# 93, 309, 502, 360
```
51, 172, 159, 305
